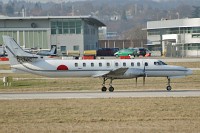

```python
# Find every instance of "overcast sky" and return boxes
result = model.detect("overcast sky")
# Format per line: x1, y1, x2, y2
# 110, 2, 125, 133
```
0, 0, 87, 3
0, 0, 172, 3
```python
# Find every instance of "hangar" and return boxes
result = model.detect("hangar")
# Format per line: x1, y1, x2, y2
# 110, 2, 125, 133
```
0, 16, 105, 55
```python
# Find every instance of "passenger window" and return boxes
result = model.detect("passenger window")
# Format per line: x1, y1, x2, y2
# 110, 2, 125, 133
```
123, 62, 126, 67
75, 63, 78, 67
137, 62, 140, 66
99, 63, 102, 67
107, 62, 110, 67
145, 62, 148, 66
115, 62, 119, 67
131, 62, 134, 66
91, 63, 94, 67
83, 63, 86, 67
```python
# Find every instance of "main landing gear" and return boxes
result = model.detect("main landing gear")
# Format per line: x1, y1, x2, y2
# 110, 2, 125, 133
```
101, 78, 114, 92
166, 77, 172, 91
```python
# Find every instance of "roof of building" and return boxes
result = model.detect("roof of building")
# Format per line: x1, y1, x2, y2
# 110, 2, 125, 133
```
147, 18, 200, 29
0, 15, 106, 27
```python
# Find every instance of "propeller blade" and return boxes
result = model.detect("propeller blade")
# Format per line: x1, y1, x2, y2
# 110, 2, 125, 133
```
136, 77, 138, 87
143, 62, 146, 86
143, 62, 146, 76
143, 76, 145, 86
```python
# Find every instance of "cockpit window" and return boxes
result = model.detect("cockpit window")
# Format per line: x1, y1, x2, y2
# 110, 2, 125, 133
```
154, 61, 167, 66
160, 61, 167, 65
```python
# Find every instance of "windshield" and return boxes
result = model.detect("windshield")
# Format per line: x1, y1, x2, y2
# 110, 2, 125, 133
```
154, 61, 167, 65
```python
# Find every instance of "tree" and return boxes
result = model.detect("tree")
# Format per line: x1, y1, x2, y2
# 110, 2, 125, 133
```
31, 2, 43, 16
5, 4, 14, 16
191, 6, 200, 18
0, 2, 3, 14
121, 9, 127, 21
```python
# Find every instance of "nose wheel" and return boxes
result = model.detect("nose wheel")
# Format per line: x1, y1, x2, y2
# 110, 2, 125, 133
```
166, 77, 172, 91
166, 86, 172, 91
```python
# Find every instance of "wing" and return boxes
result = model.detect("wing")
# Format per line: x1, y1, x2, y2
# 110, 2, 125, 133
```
93, 68, 128, 78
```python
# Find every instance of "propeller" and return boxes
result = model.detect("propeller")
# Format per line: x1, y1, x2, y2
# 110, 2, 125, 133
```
136, 77, 138, 87
135, 63, 147, 87
143, 62, 147, 86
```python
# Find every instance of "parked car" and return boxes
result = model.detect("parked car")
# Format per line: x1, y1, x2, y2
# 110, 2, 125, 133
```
97, 48, 119, 56
114, 48, 138, 57
134, 47, 151, 57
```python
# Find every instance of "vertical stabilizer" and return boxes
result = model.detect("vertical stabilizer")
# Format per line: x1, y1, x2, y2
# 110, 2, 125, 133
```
2, 35, 38, 65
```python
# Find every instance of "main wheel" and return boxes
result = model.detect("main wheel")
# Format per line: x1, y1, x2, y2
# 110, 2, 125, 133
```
109, 86, 114, 92
166, 86, 172, 91
101, 86, 107, 92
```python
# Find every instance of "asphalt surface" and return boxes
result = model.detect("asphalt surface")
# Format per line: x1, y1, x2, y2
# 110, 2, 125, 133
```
0, 90, 200, 100
0, 58, 200, 100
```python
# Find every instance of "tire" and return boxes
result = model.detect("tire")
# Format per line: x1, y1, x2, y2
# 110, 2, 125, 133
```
101, 87, 107, 92
109, 86, 114, 92
166, 86, 172, 91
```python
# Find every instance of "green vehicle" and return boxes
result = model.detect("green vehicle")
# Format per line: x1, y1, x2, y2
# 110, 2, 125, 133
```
114, 48, 138, 57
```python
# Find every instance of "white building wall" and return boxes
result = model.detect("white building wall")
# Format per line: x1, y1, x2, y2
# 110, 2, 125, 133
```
51, 34, 83, 53
148, 18, 200, 29
147, 18, 200, 57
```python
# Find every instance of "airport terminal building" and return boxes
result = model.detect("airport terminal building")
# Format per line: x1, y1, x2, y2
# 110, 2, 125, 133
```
0, 16, 105, 55
147, 18, 200, 57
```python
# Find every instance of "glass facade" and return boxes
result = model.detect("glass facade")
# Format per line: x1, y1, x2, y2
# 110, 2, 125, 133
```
51, 20, 82, 35
0, 30, 48, 49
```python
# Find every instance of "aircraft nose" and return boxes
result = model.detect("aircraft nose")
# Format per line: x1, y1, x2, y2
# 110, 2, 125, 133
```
185, 68, 192, 75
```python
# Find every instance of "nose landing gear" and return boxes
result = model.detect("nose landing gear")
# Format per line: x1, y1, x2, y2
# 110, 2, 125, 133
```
166, 77, 172, 91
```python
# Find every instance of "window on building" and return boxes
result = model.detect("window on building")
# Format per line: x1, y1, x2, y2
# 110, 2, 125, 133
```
69, 21, 75, 34
57, 22, 63, 34
51, 29, 56, 34
76, 21, 82, 34
60, 46, 66, 52
73, 45, 79, 51
51, 22, 57, 34
193, 27, 200, 33
63, 22, 69, 34
51, 20, 82, 35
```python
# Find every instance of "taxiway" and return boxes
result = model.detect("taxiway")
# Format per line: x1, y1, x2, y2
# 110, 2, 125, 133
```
0, 90, 200, 100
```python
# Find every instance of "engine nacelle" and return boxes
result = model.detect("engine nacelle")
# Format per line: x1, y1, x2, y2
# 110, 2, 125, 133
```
123, 68, 144, 78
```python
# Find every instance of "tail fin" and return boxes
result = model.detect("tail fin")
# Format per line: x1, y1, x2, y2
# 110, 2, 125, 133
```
2, 35, 38, 65
49, 46, 56, 55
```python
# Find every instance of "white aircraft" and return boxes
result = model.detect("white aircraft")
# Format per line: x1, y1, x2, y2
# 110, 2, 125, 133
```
3, 35, 192, 92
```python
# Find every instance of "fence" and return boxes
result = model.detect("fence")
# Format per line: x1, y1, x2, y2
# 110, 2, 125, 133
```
165, 45, 200, 57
